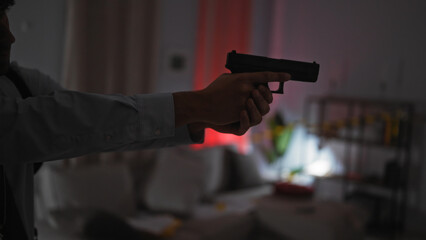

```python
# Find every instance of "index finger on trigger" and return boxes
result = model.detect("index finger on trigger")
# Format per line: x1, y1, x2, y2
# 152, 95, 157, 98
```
242, 72, 291, 84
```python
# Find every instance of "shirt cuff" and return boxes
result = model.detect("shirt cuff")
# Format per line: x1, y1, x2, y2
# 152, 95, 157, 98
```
134, 93, 175, 140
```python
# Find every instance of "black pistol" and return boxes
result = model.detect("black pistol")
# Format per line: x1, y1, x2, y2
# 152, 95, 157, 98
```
225, 50, 320, 94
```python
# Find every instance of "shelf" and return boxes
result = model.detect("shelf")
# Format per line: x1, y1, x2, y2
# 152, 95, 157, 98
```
307, 132, 408, 149
304, 95, 413, 233
306, 95, 414, 108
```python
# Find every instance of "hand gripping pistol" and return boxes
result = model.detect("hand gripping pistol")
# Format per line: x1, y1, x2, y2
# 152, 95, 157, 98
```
225, 50, 320, 93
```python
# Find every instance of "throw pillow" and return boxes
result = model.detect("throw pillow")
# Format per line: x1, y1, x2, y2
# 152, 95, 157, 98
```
44, 163, 137, 217
144, 147, 204, 217
226, 148, 264, 189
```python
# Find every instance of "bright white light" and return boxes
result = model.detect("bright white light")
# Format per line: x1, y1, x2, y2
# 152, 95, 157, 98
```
305, 146, 338, 177
306, 159, 332, 177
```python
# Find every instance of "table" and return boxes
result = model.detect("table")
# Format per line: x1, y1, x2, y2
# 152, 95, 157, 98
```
254, 195, 367, 240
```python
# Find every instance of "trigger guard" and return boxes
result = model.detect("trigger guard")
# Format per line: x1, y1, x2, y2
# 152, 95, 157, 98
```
270, 83, 284, 94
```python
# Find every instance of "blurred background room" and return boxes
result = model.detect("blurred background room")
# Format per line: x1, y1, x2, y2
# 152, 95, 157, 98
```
8, 0, 426, 239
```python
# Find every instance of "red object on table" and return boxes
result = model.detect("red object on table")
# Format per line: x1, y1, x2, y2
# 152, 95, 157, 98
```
274, 182, 314, 197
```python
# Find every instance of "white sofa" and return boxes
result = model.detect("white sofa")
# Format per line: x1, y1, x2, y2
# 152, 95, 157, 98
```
35, 146, 273, 240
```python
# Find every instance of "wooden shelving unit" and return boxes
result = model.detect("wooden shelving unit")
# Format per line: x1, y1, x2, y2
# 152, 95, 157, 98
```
303, 95, 414, 235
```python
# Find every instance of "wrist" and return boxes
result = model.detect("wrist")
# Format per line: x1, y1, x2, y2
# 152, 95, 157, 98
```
173, 90, 206, 127
187, 123, 206, 143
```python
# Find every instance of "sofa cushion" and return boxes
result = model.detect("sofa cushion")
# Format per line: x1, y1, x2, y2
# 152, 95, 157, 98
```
144, 147, 205, 216
126, 150, 159, 209
193, 146, 230, 200
226, 148, 264, 189
142, 146, 265, 215
43, 163, 137, 217
214, 184, 273, 204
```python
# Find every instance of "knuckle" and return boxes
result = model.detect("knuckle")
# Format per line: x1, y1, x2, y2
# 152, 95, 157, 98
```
258, 84, 268, 92
246, 98, 254, 108
257, 85, 273, 102
238, 128, 248, 136
255, 97, 269, 114
254, 116, 262, 125
253, 89, 262, 99
262, 105, 270, 115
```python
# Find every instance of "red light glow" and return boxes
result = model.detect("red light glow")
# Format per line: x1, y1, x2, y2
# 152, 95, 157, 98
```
193, 0, 252, 153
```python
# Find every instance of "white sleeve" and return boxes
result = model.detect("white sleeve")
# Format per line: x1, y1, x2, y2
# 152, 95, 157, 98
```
0, 91, 201, 164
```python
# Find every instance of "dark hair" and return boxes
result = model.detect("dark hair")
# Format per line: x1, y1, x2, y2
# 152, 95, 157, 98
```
0, 0, 15, 12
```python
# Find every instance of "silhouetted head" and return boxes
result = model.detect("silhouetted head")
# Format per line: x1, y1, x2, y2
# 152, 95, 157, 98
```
0, 0, 16, 75
0, 0, 15, 12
